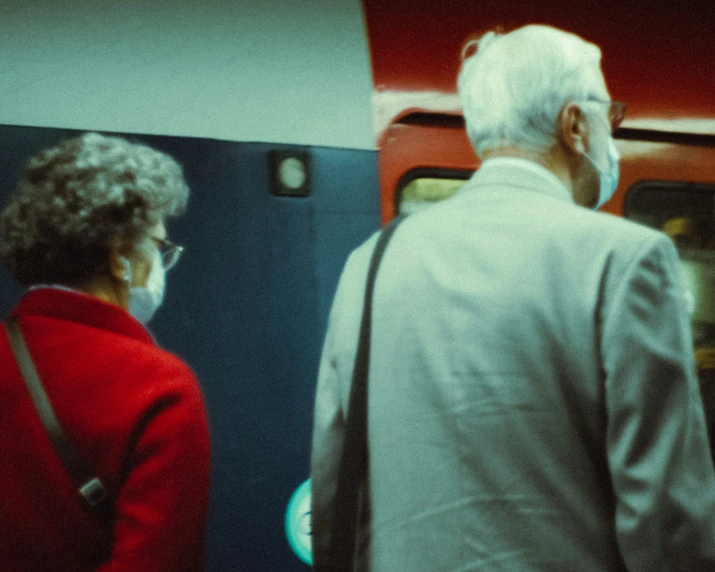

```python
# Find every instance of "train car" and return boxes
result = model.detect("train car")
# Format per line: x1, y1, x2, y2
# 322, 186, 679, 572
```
0, 1, 712, 571
0, 2, 377, 570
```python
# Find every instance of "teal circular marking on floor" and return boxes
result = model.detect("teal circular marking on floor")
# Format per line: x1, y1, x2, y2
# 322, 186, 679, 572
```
285, 478, 312, 565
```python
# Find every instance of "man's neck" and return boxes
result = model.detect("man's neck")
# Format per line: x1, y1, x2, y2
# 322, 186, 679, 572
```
481, 145, 576, 200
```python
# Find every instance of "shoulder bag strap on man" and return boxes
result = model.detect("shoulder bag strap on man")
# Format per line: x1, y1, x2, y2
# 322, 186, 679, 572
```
324, 216, 404, 571
5, 316, 109, 513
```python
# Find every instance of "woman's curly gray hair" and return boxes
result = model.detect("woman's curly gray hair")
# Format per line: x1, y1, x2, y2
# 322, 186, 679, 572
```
0, 132, 189, 287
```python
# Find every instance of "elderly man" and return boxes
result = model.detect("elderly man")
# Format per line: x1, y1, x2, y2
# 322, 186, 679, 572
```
310, 24, 715, 572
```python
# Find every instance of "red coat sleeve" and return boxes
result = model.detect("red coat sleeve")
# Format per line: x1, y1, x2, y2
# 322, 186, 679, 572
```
96, 363, 211, 572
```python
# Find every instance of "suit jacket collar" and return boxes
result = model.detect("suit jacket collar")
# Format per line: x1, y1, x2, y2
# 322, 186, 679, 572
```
466, 157, 574, 204
11, 286, 154, 344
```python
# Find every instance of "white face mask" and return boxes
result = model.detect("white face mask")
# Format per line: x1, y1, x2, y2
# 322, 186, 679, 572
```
121, 248, 165, 324
585, 137, 620, 209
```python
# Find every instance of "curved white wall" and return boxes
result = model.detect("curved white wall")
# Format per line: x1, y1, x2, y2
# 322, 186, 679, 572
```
0, 0, 375, 150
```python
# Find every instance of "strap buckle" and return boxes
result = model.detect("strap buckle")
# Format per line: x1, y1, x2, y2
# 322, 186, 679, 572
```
78, 477, 108, 507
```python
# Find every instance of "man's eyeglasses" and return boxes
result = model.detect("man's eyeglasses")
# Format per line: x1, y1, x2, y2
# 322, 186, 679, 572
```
151, 237, 184, 270
583, 98, 627, 132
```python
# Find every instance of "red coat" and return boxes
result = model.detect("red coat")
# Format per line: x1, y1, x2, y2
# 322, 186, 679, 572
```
0, 287, 211, 571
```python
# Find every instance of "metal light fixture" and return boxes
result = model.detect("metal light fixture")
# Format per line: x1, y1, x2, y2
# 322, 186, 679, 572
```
269, 150, 312, 197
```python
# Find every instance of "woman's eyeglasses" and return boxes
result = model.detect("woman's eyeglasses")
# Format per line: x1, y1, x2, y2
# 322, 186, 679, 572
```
151, 237, 184, 270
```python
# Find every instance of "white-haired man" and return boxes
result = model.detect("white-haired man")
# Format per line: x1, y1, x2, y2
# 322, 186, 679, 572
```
311, 25, 715, 571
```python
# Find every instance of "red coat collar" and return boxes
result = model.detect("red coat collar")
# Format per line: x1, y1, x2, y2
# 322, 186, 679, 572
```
11, 287, 154, 344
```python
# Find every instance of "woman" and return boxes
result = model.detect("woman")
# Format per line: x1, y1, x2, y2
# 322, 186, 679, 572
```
0, 133, 211, 571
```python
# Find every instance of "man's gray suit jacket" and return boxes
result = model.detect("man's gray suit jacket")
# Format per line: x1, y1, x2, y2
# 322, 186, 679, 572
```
311, 158, 715, 572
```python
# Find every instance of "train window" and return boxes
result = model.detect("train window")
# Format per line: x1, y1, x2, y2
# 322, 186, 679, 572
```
397, 169, 472, 216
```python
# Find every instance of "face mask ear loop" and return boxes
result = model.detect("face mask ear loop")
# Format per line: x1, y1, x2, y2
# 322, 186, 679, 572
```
120, 256, 132, 284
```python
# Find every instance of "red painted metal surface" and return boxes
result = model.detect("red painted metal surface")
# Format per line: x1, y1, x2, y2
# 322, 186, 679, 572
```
361, 0, 715, 222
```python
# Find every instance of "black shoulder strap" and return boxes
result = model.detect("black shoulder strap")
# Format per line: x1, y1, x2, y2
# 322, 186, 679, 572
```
5, 316, 109, 513
324, 216, 404, 571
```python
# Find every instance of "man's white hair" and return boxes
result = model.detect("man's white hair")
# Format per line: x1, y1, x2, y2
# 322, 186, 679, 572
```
458, 25, 606, 157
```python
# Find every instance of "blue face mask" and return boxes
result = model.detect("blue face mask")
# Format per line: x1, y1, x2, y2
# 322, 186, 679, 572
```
585, 138, 620, 209
121, 248, 165, 324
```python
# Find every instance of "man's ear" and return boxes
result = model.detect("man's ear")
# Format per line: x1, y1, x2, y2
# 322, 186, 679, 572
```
558, 103, 590, 156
